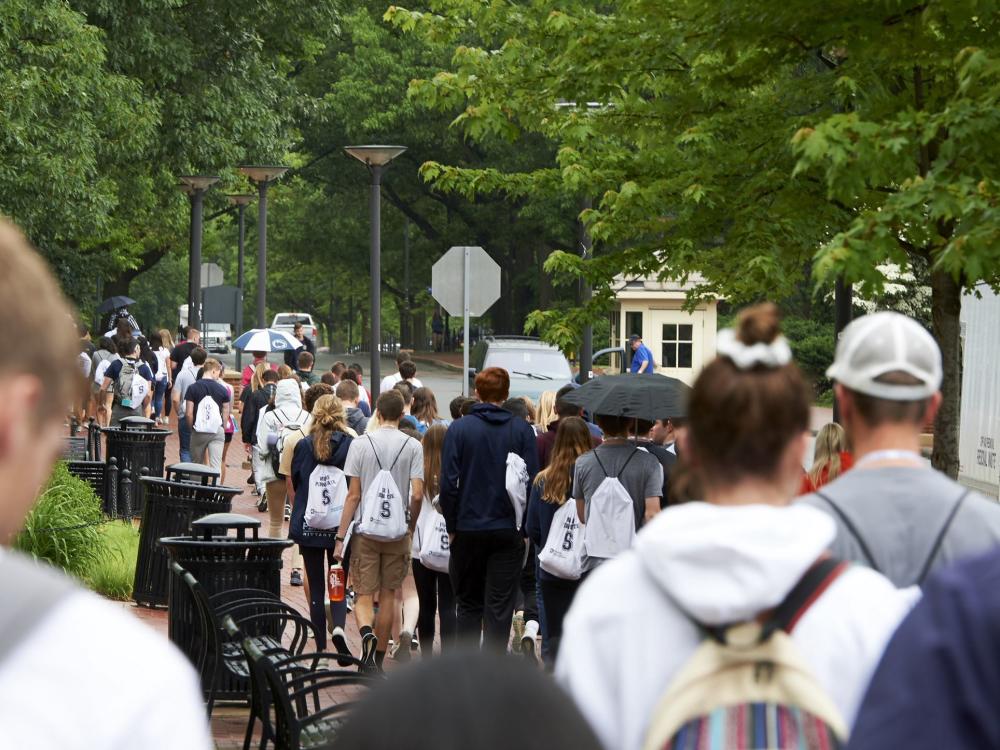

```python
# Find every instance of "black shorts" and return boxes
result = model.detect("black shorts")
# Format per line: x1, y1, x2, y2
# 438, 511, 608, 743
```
224, 431, 234, 444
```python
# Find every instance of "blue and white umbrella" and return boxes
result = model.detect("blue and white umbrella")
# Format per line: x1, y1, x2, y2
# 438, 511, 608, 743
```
233, 328, 303, 353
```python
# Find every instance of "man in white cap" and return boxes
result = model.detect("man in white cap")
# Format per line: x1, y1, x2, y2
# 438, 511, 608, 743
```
801, 311, 1000, 587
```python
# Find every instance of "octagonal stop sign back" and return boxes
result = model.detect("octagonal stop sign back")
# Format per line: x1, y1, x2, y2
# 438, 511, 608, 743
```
431, 246, 501, 318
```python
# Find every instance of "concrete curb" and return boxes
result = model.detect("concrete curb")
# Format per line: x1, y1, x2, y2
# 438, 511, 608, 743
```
410, 354, 464, 373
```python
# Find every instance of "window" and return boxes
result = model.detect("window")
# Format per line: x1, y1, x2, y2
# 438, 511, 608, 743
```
662, 323, 694, 368
609, 311, 621, 348
625, 312, 643, 339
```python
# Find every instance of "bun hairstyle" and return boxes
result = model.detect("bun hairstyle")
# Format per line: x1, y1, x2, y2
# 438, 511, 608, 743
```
687, 303, 810, 488
311, 394, 350, 462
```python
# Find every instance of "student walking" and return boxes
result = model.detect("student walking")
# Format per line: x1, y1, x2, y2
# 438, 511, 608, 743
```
411, 387, 447, 433
289, 394, 354, 661
333, 390, 424, 671
801, 311, 1000, 586
100, 337, 154, 427
171, 347, 207, 463
556, 305, 916, 750
526, 417, 593, 662
411, 424, 457, 655
439, 367, 539, 651
89, 336, 116, 423
149, 332, 172, 425
185, 358, 230, 471
379, 351, 423, 395
336, 379, 369, 435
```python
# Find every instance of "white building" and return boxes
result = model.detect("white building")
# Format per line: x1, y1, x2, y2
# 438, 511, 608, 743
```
610, 275, 719, 385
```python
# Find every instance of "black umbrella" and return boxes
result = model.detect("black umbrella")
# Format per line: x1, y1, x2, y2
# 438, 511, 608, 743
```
561, 373, 690, 420
97, 295, 136, 313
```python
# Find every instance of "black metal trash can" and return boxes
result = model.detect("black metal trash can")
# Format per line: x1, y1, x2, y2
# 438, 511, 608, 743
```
103, 416, 171, 517
133, 477, 241, 608
165, 462, 221, 486
161, 513, 291, 701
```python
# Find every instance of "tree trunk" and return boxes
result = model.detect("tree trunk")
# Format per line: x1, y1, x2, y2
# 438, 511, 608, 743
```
930, 269, 962, 479
102, 245, 170, 298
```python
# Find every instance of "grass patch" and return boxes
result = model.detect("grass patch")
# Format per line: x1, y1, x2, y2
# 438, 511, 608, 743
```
87, 522, 140, 600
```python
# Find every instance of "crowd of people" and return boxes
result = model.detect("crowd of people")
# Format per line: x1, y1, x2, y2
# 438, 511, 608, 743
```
8, 211, 1000, 749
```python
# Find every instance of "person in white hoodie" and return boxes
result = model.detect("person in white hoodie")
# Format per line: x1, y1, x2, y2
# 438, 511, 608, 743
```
556, 303, 917, 750
256, 377, 311, 586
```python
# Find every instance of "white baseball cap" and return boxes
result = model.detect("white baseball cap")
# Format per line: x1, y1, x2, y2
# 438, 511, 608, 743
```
826, 311, 942, 401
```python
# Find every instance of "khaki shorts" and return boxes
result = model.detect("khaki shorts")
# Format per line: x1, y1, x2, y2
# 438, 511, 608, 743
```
350, 533, 411, 595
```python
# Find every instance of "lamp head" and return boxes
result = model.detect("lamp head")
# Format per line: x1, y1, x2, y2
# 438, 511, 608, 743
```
344, 145, 407, 168
238, 165, 290, 183
177, 175, 221, 191
226, 193, 256, 206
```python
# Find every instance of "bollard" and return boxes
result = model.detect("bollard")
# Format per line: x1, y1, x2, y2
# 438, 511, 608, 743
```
120, 469, 133, 521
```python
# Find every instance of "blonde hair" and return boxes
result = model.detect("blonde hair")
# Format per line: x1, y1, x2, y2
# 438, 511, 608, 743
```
277, 364, 296, 381
158, 328, 175, 350
422, 424, 447, 499
250, 363, 270, 392
521, 395, 537, 424
536, 391, 557, 430
808, 422, 847, 487
535, 417, 593, 504
311, 395, 351, 462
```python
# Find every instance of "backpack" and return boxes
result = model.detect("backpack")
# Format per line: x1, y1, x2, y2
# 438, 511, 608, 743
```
505, 422, 530, 530
192, 392, 223, 433
113, 359, 139, 408
304, 463, 348, 531
357, 435, 410, 542
582, 449, 640, 560
538, 499, 585, 580
418, 495, 451, 573
643, 558, 850, 750
273, 421, 307, 478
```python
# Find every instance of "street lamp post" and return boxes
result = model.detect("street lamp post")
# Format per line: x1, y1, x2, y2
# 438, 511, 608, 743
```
344, 145, 407, 390
227, 193, 255, 373
238, 165, 289, 329
178, 175, 220, 331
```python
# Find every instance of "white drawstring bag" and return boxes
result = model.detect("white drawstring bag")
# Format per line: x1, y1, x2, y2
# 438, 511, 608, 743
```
304, 464, 347, 530
418, 495, 451, 573
193, 395, 223, 434
583, 450, 640, 560
505, 421, 530, 529
538, 500, 585, 580
357, 436, 409, 542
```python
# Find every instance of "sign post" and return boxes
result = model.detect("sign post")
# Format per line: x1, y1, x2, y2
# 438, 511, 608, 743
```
432, 246, 501, 396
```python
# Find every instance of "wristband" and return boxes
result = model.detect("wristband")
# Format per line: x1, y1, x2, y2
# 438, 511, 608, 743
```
335, 536, 345, 542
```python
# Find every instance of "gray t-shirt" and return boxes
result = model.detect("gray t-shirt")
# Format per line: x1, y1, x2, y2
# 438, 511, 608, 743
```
800, 466, 1000, 587
345, 427, 423, 506
573, 443, 664, 531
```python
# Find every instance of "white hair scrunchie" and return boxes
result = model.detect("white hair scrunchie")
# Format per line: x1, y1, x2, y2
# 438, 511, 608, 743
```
716, 328, 793, 370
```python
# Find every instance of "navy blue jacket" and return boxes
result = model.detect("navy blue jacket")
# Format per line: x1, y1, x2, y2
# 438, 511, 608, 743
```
440, 403, 538, 533
289, 431, 353, 548
848, 549, 1000, 750
525, 477, 569, 582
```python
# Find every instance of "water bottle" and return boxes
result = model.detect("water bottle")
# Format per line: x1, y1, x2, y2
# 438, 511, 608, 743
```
328, 563, 346, 603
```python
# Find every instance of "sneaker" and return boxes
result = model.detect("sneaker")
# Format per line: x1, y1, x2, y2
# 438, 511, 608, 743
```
161, 416, 170, 425
331, 627, 354, 667
520, 634, 537, 663
290, 569, 303, 587
360, 632, 378, 673
394, 631, 412, 662
256, 496, 267, 512
284, 502, 291, 521
511, 612, 525, 654
345, 587, 356, 613
246, 475, 255, 485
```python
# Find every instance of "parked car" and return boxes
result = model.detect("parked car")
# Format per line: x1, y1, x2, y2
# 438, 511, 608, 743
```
468, 336, 574, 403
271, 313, 318, 341
202, 323, 232, 354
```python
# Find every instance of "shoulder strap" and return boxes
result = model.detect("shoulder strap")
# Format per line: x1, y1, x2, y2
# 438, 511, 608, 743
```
367, 435, 383, 470
814, 491, 879, 571
618, 448, 641, 477
593, 449, 609, 478
916, 489, 971, 585
0, 552, 75, 666
389, 436, 410, 471
764, 557, 848, 637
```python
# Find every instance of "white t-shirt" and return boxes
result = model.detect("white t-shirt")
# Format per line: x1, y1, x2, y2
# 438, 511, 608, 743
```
94, 354, 120, 385
153, 348, 171, 382
379, 372, 424, 395
78, 352, 92, 378
0, 589, 211, 749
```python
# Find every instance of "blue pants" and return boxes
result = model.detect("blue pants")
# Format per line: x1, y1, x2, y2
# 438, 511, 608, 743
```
177, 414, 192, 463
152, 379, 167, 419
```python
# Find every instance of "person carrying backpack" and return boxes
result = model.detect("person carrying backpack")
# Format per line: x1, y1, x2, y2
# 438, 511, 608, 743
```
100, 336, 154, 426
289, 394, 355, 660
256, 377, 311, 586
333, 389, 424, 672
556, 304, 917, 750
184, 358, 231, 471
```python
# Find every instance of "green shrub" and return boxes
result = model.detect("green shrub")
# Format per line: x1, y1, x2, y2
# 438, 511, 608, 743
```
14, 463, 104, 578
87, 522, 139, 600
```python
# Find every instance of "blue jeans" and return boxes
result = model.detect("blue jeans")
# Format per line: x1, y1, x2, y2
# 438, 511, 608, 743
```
152, 379, 167, 419
177, 414, 192, 463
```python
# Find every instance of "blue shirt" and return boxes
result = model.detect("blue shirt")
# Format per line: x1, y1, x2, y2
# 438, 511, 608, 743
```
630, 343, 655, 374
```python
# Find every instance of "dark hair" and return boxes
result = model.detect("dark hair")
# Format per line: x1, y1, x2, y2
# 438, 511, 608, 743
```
460, 398, 476, 416
336, 379, 360, 402
475, 367, 510, 403
633, 419, 655, 435
330, 651, 603, 750
595, 414, 631, 437
303, 383, 334, 413
149, 332, 163, 349
449, 395, 469, 420
349, 363, 363, 375
261, 369, 280, 384
297, 351, 315, 369
376, 390, 405, 422
554, 396, 581, 419
848, 372, 931, 427
342, 370, 361, 385
331, 362, 347, 377
98, 336, 114, 353
321, 371, 337, 386
399, 360, 417, 380
116, 337, 137, 357
180, 325, 190, 339
293, 321, 303, 330
393, 381, 414, 405
555, 384, 576, 400
502, 397, 530, 421
400, 427, 422, 441
688, 303, 810, 487
189, 346, 208, 366
396, 350, 411, 366
412, 387, 439, 424
115, 319, 132, 339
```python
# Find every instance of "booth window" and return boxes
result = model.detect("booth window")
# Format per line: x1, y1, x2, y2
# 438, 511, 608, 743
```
662, 323, 693, 368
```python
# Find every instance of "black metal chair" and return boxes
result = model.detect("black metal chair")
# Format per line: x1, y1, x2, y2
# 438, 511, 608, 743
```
232, 619, 377, 750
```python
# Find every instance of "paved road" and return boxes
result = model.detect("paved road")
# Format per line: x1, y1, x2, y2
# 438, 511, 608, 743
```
216, 351, 466, 411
